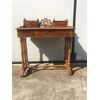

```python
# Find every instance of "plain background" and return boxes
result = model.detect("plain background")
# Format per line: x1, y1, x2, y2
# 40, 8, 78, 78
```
12, 0, 87, 62
1, 0, 100, 100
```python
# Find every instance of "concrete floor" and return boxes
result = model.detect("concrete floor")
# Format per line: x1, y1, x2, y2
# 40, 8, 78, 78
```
12, 63, 87, 100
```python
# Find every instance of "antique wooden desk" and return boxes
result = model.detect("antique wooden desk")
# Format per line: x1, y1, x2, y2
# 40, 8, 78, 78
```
17, 23, 75, 77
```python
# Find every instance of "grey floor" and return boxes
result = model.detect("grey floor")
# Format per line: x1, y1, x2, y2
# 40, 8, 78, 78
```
12, 63, 87, 100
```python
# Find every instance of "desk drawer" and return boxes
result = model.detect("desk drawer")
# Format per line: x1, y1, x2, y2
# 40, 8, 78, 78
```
35, 31, 73, 37
17, 30, 74, 37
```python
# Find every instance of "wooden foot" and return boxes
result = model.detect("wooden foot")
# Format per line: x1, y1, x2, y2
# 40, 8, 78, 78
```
20, 66, 32, 77
20, 74, 25, 78
67, 65, 72, 75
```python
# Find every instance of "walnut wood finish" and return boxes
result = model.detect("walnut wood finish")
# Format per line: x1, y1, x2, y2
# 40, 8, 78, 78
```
52, 19, 68, 27
65, 37, 72, 75
23, 19, 39, 28
17, 27, 74, 37
17, 26, 75, 77
19, 37, 30, 77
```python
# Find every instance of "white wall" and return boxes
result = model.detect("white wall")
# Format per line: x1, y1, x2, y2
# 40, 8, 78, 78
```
12, 0, 87, 62
75, 0, 87, 60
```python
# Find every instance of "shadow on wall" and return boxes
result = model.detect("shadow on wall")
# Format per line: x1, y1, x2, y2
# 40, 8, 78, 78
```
30, 38, 65, 62
30, 34, 87, 61
74, 34, 87, 60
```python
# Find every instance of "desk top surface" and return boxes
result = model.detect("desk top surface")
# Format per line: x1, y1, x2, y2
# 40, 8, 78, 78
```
17, 26, 75, 30
17, 26, 75, 38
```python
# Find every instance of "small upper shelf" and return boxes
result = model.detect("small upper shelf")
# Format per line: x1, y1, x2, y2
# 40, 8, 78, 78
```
19, 18, 71, 28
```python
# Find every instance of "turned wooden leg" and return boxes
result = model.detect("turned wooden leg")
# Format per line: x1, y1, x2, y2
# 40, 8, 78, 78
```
23, 37, 29, 68
20, 37, 29, 77
65, 37, 72, 75
20, 37, 25, 77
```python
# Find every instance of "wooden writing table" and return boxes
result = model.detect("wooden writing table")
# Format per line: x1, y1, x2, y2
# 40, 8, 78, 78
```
17, 26, 75, 77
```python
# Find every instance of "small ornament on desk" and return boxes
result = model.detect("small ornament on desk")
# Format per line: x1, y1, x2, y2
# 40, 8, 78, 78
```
40, 18, 52, 28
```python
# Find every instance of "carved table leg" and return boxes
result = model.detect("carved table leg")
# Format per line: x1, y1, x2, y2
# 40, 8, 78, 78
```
65, 37, 72, 75
20, 37, 30, 77
23, 37, 29, 69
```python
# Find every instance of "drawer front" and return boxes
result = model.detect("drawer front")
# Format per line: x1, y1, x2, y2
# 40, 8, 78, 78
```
17, 30, 74, 38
